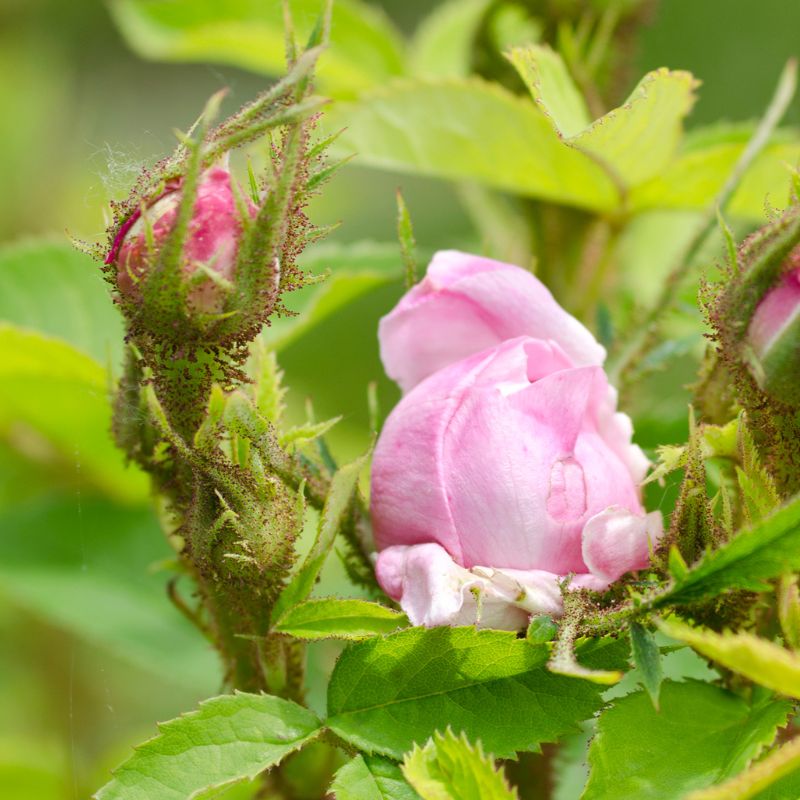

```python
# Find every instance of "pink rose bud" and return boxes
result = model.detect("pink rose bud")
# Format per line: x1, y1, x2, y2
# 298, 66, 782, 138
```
107, 167, 255, 314
746, 265, 800, 405
379, 250, 607, 393
371, 335, 662, 630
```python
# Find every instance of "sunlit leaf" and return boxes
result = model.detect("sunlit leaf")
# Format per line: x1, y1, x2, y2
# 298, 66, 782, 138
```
110, 0, 405, 97
325, 79, 617, 212
326, 627, 611, 760
651, 494, 800, 607
402, 730, 518, 800
507, 45, 590, 137
631, 125, 800, 219
331, 755, 420, 800
687, 736, 800, 800
658, 619, 800, 699
273, 598, 407, 640
569, 68, 697, 189
583, 681, 791, 799
95, 693, 321, 799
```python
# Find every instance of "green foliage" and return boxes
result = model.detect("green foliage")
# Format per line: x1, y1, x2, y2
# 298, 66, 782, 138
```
687, 737, 800, 800
526, 615, 558, 644
0, 239, 124, 364
652, 493, 800, 606
659, 619, 800, 699
95, 693, 322, 799
271, 451, 368, 624
0, 495, 218, 688
267, 242, 402, 351
325, 79, 617, 212
508, 45, 590, 137
409, 0, 491, 79
106, 0, 800, 222
110, 0, 404, 97
326, 627, 610, 760
0, 323, 147, 502
631, 127, 800, 219
272, 598, 407, 640
629, 623, 663, 709
510, 46, 697, 187
331, 755, 421, 800
402, 730, 518, 800
583, 681, 792, 799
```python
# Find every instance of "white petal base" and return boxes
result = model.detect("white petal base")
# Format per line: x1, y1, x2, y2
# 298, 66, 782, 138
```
376, 543, 608, 630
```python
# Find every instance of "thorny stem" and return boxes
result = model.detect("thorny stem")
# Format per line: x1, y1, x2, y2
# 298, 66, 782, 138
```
608, 58, 798, 393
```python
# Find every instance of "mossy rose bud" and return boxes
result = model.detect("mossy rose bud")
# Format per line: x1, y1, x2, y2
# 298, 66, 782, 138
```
107, 167, 255, 314
747, 264, 800, 405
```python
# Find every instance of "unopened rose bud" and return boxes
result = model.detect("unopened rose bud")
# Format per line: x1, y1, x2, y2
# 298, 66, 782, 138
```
379, 250, 606, 393
746, 265, 800, 405
107, 167, 255, 314
371, 260, 662, 629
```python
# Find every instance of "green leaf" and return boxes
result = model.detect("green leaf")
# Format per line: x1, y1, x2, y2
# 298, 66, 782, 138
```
402, 730, 518, 800
687, 736, 800, 800
271, 452, 368, 624
331, 755, 421, 800
631, 127, 800, 219
582, 681, 791, 800
0, 238, 123, 365
273, 598, 407, 640
507, 45, 590, 137
526, 615, 558, 644
658, 619, 800, 699
629, 623, 663, 709
267, 242, 402, 351
508, 49, 696, 190
0, 323, 147, 503
95, 693, 321, 800
652, 494, 800, 607
568, 68, 697, 189
110, 0, 405, 97
326, 627, 610, 760
325, 79, 617, 212
409, 0, 491, 79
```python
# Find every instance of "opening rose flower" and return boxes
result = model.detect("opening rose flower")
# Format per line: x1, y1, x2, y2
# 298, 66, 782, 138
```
371, 253, 662, 630
379, 250, 607, 393
107, 166, 256, 314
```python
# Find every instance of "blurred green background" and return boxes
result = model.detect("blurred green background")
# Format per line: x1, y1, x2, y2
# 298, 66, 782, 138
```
2, 0, 800, 796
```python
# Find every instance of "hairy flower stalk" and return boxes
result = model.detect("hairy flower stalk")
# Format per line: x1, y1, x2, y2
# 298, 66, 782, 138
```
94, 25, 352, 697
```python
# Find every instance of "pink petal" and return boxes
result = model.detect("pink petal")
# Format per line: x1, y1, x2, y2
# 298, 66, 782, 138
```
379, 250, 606, 392
581, 506, 663, 583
